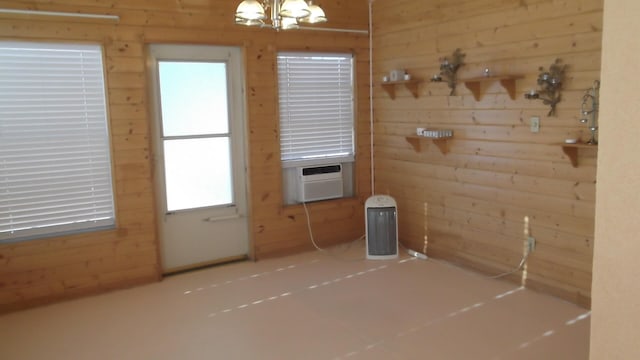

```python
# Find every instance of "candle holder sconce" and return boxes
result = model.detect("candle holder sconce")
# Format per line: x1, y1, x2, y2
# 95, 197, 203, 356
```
430, 48, 465, 96
580, 80, 600, 145
524, 59, 566, 116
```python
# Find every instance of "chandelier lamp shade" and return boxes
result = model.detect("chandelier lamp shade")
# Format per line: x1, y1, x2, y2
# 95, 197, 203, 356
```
235, 0, 327, 30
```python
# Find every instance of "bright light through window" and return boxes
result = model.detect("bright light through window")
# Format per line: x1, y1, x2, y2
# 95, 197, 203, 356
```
159, 61, 229, 136
163, 138, 232, 211
158, 61, 234, 212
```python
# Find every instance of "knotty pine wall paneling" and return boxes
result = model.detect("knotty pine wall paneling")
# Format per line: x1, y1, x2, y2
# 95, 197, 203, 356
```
0, 0, 371, 312
372, 0, 602, 307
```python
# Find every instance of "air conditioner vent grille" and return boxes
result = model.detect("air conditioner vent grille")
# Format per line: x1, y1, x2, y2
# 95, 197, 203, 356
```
302, 165, 341, 176
296, 164, 343, 202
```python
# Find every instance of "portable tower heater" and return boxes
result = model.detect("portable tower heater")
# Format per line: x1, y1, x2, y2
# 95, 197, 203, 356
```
365, 195, 398, 260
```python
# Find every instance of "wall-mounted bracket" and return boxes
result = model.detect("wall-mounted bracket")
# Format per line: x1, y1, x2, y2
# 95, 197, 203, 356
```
561, 143, 598, 167
381, 79, 421, 99
405, 135, 451, 154
462, 75, 523, 101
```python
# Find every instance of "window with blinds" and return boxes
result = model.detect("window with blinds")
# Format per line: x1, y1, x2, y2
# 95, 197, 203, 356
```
0, 41, 115, 243
277, 52, 355, 163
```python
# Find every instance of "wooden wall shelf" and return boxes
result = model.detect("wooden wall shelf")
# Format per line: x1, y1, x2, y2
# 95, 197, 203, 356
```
462, 75, 524, 101
561, 143, 598, 167
381, 79, 422, 99
405, 135, 451, 154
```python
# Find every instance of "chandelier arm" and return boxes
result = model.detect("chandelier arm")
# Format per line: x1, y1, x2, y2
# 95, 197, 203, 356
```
297, 26, 369, 34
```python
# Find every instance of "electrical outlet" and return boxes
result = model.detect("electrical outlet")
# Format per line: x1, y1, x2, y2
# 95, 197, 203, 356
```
530, 116, 540, 133
527, 236, 536, 253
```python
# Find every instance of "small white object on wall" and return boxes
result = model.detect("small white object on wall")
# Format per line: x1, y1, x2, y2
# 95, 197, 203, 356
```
389, 69, 404, 82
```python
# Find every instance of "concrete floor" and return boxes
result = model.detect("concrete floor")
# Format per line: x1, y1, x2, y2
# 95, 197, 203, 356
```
0, 241, 590, 359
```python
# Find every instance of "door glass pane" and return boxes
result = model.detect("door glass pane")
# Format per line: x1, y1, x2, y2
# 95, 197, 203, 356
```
158, 61, 229, 136
163, 138, 233, 212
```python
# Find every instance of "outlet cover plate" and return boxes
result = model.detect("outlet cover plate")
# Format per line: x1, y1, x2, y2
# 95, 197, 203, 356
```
530, 116, 540, 133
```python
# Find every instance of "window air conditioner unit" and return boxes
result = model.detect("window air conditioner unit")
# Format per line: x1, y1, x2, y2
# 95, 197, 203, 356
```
296, 164, 343, 202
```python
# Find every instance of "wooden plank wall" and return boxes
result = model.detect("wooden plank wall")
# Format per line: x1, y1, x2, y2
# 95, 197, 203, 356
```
0, 0, 371, 312
372, 0, 602, 308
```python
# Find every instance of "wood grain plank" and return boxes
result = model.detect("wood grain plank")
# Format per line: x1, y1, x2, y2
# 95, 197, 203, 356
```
373, 0, 601, 306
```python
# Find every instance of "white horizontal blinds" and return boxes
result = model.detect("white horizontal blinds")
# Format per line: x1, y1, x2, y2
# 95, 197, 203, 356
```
0, 41, 115, 242
277, 52, 354, 161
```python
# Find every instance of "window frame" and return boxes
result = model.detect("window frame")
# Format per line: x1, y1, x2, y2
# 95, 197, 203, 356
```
0, 40, 116, 243
276, 51, 356, 168
147, 44, 249, 222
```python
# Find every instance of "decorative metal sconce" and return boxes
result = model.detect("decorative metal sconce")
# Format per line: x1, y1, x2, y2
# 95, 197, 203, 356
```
580, 80, 600, 144
524, 59, 566, 116
430, 48, 465, 95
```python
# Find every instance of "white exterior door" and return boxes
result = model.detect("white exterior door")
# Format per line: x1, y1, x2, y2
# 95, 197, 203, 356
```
148, 44, 249, 273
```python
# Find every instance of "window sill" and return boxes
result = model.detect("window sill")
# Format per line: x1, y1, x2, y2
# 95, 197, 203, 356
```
282, 196, 361, 210
281, 156, 355, 169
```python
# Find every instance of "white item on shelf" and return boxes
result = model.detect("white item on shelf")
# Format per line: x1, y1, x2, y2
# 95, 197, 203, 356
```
389, 69, 404, 82
422, 129, 453, 138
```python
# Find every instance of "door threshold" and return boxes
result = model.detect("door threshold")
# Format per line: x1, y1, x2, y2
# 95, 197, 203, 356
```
163, 254, 249, 276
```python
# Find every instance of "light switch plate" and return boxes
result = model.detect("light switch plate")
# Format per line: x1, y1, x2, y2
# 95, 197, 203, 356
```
530, 116, 540, 133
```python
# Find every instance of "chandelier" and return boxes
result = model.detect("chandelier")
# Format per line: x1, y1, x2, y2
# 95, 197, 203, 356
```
235, 0, 327, 30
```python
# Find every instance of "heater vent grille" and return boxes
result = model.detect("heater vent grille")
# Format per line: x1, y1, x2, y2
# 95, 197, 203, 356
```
365, 195, 398, 260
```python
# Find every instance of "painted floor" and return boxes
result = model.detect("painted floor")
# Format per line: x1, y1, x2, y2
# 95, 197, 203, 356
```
0, 241, 590, 359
